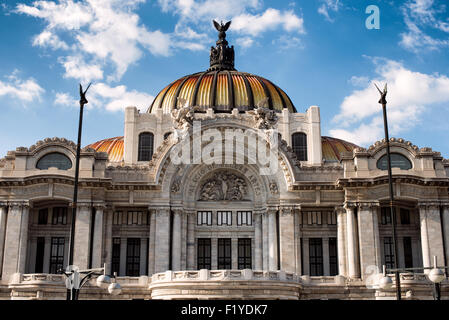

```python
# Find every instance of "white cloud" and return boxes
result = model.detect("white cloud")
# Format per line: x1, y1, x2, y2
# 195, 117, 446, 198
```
59, 55, 103, 83
330, 58, 449, 146
89, 83, 154, 112
318, 0, 341, 22
400, 0, 449, 52
0, 71, 44, 103
16, 0, 172, 81
232, 9, 305, 37
349, 75, 370, 87
33, 30, 69, 50
54, 92, 77, 106
236, 37, 255, 49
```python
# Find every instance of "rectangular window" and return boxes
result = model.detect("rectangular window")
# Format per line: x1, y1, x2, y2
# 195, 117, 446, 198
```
217, 238, 232, 269
384, 237, 395, 269
403, 237, 413, 268
49, 237, 65, 274
327, 211, 337, 225
35, 237, 45, 273
238, 238, 252, 269
309, 238, 323, 276
381, 207, 396, 225
217, 211, 232, 226
126, 238, 141, 276
111, 238, 121, 275
400, 209, 411, 225
197, 211, 212, 226
52, 207, 67, 225
197, 238, 211, 269
38, 209, 48, 225
113, 211, 122, 225
329, 238, 338, 276
237, 211, 252, 226
303, 211, 322, 225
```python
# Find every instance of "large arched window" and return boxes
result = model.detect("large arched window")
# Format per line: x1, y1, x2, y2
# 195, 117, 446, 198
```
292, 132, 307, 161
138, 132, 154, 161
376, 153, 412, 170
36, 152, 72, 170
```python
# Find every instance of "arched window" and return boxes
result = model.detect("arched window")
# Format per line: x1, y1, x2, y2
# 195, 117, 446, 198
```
292, 132, 307, 161
138, 132, 154, 161
36, 153, 72, 170
376, 153, 412, 170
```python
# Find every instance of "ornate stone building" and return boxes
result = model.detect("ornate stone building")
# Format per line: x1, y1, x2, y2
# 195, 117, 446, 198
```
0, 23, 448, 300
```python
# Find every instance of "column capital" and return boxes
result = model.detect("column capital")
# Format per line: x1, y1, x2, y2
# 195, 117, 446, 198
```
357, 201, 380, 209
93, 202, 107, 210
8, 201, 30, 209
266, 206, 278, 215
279, 205, 298, 216
172, 207, 183, 215
418, 202, 440, 210
73, 202, 92, 209
151, 207, 170, 215
343, 202, 357, 210
334, 206, 346, 214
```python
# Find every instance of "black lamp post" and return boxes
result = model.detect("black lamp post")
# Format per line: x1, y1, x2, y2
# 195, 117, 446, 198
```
375, 83, 401, 300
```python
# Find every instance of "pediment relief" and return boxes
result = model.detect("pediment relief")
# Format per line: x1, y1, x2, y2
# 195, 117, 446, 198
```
198, 172, 248, 201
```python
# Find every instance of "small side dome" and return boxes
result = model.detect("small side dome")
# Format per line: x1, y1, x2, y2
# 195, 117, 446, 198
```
321, 136, 359, 162
86, 136, 124, 163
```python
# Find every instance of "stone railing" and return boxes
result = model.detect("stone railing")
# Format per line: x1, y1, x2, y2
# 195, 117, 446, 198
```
150, 269, 300, 283
9, 273, 66, 286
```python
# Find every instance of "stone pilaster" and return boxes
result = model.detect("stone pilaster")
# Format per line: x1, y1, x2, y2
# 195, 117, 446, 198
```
267, 207, 278, 271
419, 203, 445, 273
171, 209, 182, 271
186, 210, 195, 270
120, 237, 126, 276
140, 238, 147, 275
43, 237, 51, 273
442, 205, 449, 270
323, 238, 330, 276
73, 203, 92, 269
357, 202, 382, 279
2, 202, 30, 282
148, 209, 156, 275
345, 203, 360, 278
336, 206, 347, 276
279, 206, 295, 273
91, 204, 105, 268
295, 209, 302, 275
103, 208, 113, 275
262, 210, 269, 271
231, 238, 238, 269
0, 205, 7, 278
154, 207, 170, 273
254, 210, 263, 270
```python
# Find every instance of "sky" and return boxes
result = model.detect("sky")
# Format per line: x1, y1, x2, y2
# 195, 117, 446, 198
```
1, 0, 449, 158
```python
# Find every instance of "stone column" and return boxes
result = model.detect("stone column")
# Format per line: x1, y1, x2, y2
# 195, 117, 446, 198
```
357, 203, 382, 280
345, 204, 359, 278
2, 203, 30, 281
323, 238, 330, 276
302, 238, 310, 275
442, 205, 449, 270
419, 203, 445, 273
91, 204, 105, 268
262, 210, 269, 271
0, 205, 7, 278
103, 208, 113, 275
140, 238, 147, 275
154, 208, 170, 273
268, 208, 278, 271
181, 212, 188, 270
148, 210, 156, 275
279, 206, 295, 273
211, 238, 218, 270
254, 210, 263, 270
171, 209, 182, 271
73, 203, 92, 269
336, 206, 347, 276
295, 209, 302, 275
43, 237, 51, 273
120, 238, 126, 276
186, 210, 195, 270
231, 238, 238, 269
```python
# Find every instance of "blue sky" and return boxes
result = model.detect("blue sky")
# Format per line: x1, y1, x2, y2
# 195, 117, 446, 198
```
1, 0, 449, 158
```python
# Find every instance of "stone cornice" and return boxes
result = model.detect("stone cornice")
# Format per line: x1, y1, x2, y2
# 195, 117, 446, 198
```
291, 183, 342, 191
337, 175, 449, 188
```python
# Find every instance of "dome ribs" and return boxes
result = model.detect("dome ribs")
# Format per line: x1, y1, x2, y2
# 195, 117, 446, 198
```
267, 79, 286, 111
242, 74, 254, 110
226, 70, 235, 110
209, 71, 219, 109
258, 77, 274, 110
192, 71, 209, 107
172, 75, 192, 110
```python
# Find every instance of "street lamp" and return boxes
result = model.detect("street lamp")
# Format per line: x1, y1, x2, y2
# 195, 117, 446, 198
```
380, 256, 448, 300
375, 83, 401, 300
62, 264, 122, 300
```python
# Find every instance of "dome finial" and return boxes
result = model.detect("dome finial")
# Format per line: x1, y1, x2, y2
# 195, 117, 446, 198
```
208, 20, 235, 71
